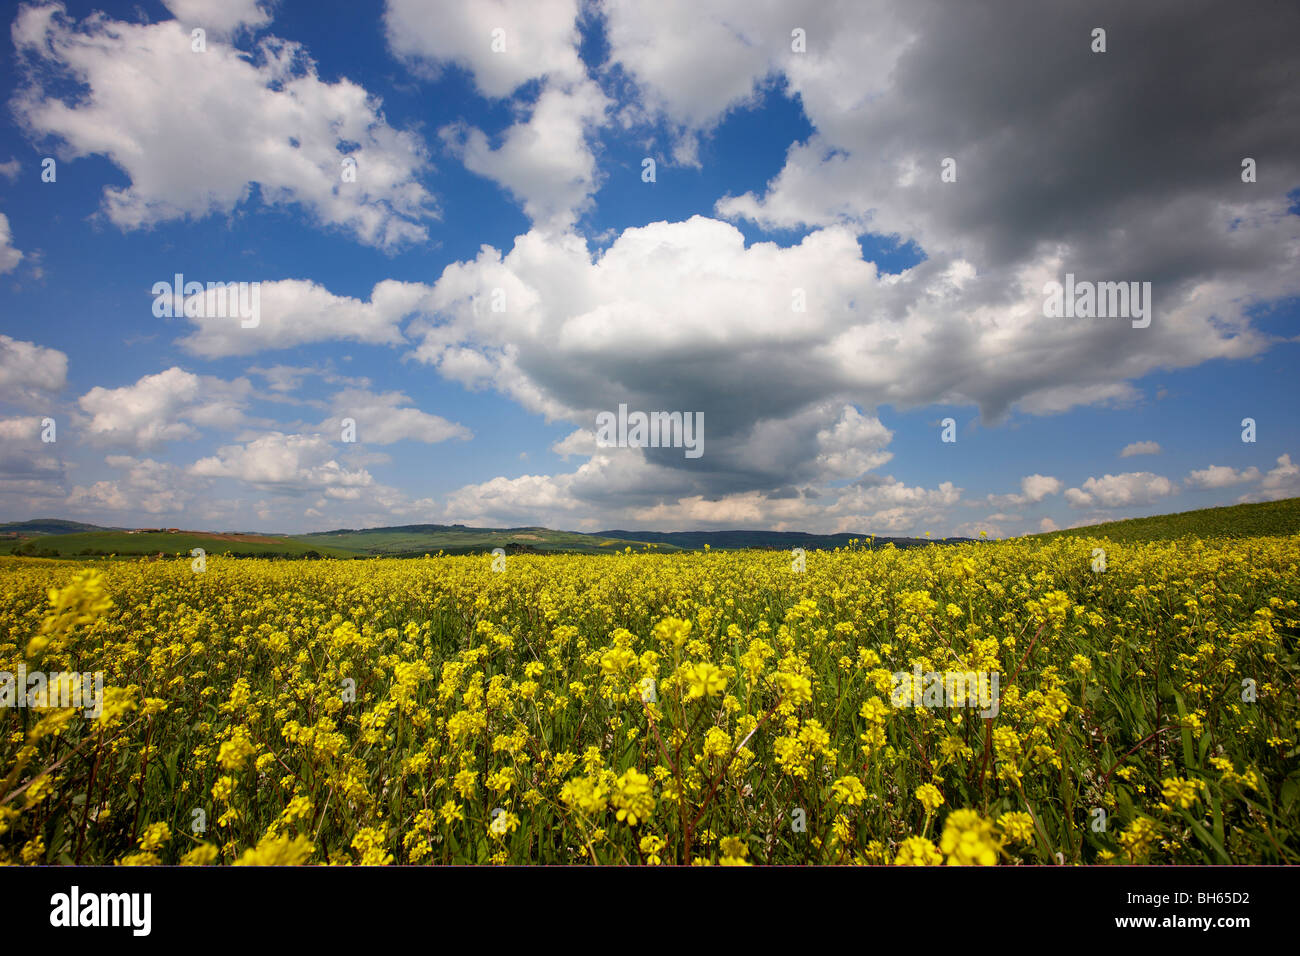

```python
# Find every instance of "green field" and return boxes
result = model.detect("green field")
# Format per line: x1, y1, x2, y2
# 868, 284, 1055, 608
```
1039, 497, 1300, 543
0, 530, 353, 559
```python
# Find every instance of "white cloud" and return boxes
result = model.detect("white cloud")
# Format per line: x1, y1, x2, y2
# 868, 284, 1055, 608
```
1020, 474, 1063, 503
551, 427, 596, 459
1121, 441, 1162, 458
179, 279, 429, 358
64, 481, 128, 513
384, 0, 584, 98
247, 365, 314, 395
13, 4, 436, 248
442, 471, 583, 524
0, 213, 23, 274
441, 78, 609, 232
0, 414, 63, 496
986, 473, 1062, 508
246, 364, 371, 396
160, 0, 271, 36
0, 335, 67, 406
827, 477, 961, 534
1014, 383, 1141, 417
77, 367, 253, 450
61, 432, 450, 525
320, 388, 471, 445
68, 455, 196, 515
603, 0, 862, 132
1240, 454, 1300, 502
386, 1, 603, 232
0, 416, 41, 441
1064, 472, 1177, 509
625, 490, 809, 532
1185, 464, 1260, 490
812, 406, 894, 480
190, 432, 374, 492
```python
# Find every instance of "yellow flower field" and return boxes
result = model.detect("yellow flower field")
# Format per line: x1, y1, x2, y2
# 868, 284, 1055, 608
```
1, 535, 1298, 865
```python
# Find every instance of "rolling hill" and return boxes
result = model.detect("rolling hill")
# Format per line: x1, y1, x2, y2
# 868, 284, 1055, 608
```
0, 518, 118, 535
1038, 497, 1300, 542
292, 524, 678, 555
292, 525, 973, 554
593, 529, 966, 550
0, 529, 353, 559
0, 520, 955, 559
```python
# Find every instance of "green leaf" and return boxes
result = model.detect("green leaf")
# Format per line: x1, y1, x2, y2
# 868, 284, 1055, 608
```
1181, 807, 1230, 863
1173, 692, 1193, 768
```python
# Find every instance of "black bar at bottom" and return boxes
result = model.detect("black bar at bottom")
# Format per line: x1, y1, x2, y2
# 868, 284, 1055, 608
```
1, 863, 1285, 942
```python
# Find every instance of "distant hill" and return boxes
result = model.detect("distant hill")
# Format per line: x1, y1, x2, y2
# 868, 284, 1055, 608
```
0, 529, 352, 559
294, 524, 970, 554
0, 520, 969, 559
1038, 497, 1300, 543
594, 529, 968, 550
293, 524, 679, 555
0, 519, 117, 535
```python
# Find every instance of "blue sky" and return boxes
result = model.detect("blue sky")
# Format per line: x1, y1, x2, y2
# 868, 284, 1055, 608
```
0, 0, 1297, 535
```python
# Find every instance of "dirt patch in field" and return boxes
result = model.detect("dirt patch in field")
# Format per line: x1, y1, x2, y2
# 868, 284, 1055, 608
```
203, 533, 284, 544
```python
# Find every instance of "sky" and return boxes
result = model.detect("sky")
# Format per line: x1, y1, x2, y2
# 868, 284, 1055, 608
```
0, 0, 1297, 537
